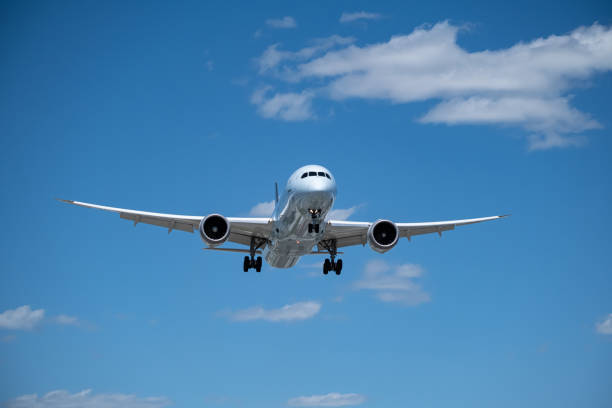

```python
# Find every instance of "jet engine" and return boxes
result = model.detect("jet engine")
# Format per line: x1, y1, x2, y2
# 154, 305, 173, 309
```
199, 214, 230, 247
367, 219, 399, 253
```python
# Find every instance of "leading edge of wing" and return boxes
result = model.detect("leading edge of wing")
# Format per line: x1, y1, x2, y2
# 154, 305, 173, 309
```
397, 214, 510, 228
57, 199, 203, 221
327, 215, 509, 228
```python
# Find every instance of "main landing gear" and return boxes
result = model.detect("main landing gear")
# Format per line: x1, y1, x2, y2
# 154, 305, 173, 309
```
243, 256, 262, 272
319, 239, 343, 275
243, 237, 266, 272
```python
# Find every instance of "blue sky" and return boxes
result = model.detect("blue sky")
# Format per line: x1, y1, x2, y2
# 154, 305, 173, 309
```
1, 0, 611, 407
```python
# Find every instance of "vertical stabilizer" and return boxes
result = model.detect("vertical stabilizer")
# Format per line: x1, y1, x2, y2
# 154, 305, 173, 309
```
275, 182, 279, 203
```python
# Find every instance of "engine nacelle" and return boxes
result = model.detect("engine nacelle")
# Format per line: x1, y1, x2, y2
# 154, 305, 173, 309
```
367, 219, 399, 253
199, 214, 230, 247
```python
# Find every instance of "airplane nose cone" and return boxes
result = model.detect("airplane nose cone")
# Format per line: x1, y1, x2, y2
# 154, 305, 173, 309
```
309, 178, 333, 193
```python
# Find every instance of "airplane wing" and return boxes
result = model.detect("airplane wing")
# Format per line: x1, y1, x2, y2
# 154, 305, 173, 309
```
322, 215, 508, 248
58, 199, 273, 245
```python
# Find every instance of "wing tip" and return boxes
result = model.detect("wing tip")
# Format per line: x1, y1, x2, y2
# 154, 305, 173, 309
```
56, 198, 74, 204
499, 214, 511, 218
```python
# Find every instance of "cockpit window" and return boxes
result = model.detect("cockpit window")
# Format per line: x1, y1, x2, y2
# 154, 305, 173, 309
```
301, 173, 307, 178
308, 171, 316, 176
317, 172, 325, 177
325, 173, 331, 179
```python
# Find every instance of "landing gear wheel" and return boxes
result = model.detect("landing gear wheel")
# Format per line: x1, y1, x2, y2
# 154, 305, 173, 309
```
335, 259, 343, 275
323, 259, 330, 275
243, 256, 250, 272
255, 256, 262, 272
314, 224, 320, 233
308, 224, 313, 233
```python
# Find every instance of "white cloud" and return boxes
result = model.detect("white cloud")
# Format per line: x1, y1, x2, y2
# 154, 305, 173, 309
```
288, 393, 366, 407
53, 314, 80, 326
0, 305, 45, 330
257, 36, 354, 75
228, 301, 321, 322
5, 389, 172, 408
266, 16, 297, 29
251, 87, 315, 121
249, 200, 275, 216
255, 21, 612, 149
420, 96, 598, 150
596, 314, 612, 335
339, 11, 381, 23
327, 206, 360, 221
354, 260, 430, 306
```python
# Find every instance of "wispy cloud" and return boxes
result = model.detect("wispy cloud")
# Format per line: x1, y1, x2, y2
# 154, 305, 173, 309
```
288, 393, 366, 407
266, 16, 297, 29
327, 205, 361, 221
596, 314, 612, 335
339, 11, 381, 23
6, 389, 172, 408
354, 260, 430, 306
0, 305, 45, 330
227, 301, 321, 322
257, 36, 354, 75
254, 22, 612, 149
251, 87, 315, 121
249, 200, 275, 216
0, 305, 89, 333
53, 314, 80, 326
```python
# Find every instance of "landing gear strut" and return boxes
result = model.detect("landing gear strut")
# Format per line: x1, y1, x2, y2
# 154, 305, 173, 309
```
243, 237, 266, 272
308, 209, 322, 234
308, 223, 320, 233
319, 239, 343, 275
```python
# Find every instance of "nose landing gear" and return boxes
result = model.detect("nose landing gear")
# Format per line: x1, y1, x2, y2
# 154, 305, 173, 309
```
308, 223, 320, 233
308, 209, 322, 234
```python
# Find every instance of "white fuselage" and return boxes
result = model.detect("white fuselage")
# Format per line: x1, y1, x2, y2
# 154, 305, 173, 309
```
264, 165, 337, 268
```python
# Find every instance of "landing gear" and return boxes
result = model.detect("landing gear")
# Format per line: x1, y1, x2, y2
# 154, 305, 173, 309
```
319, 239, 343, 276
308, 223, 320, 233
244, 255, 263, 272
308, 208, 322, 234
243, 237, 266, 272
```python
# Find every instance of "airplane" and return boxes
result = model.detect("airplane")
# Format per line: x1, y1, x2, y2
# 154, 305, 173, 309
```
59, 164, 507, 275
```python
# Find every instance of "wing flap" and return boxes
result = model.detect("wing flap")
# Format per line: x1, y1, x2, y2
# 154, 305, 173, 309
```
119, 213, 195, 233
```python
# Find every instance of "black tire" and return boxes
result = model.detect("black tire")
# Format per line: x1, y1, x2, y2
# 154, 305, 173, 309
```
335, 259, 343, 275
323, 259, 330, 275
308, 224, 313, 233
314, 224, 320, 233
255, 256, 262, 272
243, 256, 250, 272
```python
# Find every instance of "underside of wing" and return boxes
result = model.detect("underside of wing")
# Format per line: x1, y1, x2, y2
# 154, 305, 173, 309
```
58, 199, 274, 246
397, 215, 508, 238
322, 215, 508, 249
59, 199, 202, 233
321, 220, 370, 248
